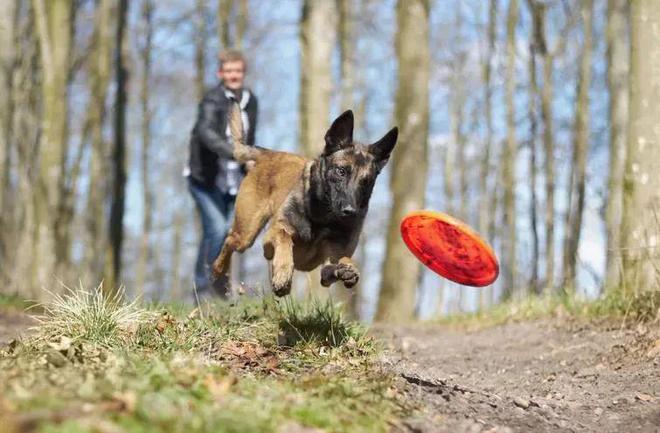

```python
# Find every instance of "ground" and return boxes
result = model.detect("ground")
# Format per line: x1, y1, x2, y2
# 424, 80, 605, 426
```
0, 300, 658, 433
378, 319, 660, 433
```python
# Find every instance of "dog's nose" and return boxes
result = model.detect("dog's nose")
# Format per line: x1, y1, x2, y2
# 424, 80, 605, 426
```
342, 205, 357, 216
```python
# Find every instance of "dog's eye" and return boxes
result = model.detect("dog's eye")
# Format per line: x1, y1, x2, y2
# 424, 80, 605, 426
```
335, 167, 347, 177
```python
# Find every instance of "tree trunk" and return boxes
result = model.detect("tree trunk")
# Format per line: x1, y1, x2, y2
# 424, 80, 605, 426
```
335, 0, 358, 317
218, 0, 231, 48
194, 0, 206, 100
604, 0, 629, 293
137, 0, 154, 292
299, 0, 337, 297
527, 0, 541, 294
536, 3, 556, 295
478, 0, 497, 310
620, 0, 660, 293
105, 0, 129, 294
85, 0, 114, 281
501, 0, 518, 301
236, 0, 247, 48
375, 0, 429, 323
562, 0, 593, 291
32, 0, 73, 291
0, 0, 17, 217
299, 0, 337, 158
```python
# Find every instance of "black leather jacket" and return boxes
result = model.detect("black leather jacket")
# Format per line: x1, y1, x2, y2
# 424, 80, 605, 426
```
188, 83, 258, 188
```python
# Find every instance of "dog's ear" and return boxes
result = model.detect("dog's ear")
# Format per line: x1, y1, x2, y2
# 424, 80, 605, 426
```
369, 127, 398, 170
323, 110, 354, 156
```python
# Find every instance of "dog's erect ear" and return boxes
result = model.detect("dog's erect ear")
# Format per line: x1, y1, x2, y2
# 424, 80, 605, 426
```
369, 127, 398, 170
323, 110, 354, 156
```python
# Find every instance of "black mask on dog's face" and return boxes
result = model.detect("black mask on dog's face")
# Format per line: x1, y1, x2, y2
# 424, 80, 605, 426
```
311, 110, 398, 222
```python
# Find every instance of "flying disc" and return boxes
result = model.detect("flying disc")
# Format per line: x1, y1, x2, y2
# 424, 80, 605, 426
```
400, 211, 499, 287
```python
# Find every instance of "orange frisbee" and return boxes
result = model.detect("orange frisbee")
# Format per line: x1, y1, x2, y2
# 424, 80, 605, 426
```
400, 211, 499, 287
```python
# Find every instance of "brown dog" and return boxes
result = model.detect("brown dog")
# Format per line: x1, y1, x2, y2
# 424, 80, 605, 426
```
212, 103, 398, 296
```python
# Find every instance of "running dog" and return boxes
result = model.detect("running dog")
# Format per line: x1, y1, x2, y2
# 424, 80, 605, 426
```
212, 103, 398, 296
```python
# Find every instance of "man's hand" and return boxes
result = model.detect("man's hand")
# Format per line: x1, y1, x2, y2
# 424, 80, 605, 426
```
243, 160, 256, 172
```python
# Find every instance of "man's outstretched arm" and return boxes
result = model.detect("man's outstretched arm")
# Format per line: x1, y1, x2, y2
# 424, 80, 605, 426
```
196, 98, 233, 158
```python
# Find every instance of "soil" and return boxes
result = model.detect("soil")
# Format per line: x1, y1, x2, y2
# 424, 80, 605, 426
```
0, 310, 35, 346
377, 320, 660, 433
1, 310, 658, 432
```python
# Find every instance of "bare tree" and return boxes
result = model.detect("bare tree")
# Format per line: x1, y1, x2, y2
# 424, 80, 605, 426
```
538, 2, 555, 294
106, 0, 129, 293
137, 0, 155, 292
32, 0, 73, 289
620, 0, 660, 293
562, 0, 594, 291
0, 1, 17, 216
501, 0, 518, 301
376, 0, 430, 322
85, 0, 114, 281
335, 0, 358, 317
299, 0, 337, 158
218, 0, 231, 48
194, 0, 207, 100
527, 0, 542, 293
605, 0, 629, 292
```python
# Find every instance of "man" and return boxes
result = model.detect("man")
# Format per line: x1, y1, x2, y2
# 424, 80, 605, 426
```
186, 49, 258, 298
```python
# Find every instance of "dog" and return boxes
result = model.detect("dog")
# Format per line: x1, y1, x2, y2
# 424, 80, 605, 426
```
212, 103, 398, 296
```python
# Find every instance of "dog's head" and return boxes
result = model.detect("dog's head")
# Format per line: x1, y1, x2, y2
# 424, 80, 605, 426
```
310, 110, 398, 222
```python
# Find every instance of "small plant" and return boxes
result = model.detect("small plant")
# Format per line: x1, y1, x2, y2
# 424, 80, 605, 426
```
34, 282, 154, 345
277, 297, 369, 348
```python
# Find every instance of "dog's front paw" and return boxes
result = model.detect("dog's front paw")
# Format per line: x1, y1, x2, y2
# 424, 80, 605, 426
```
335, 263, 360, 288
271, 274, 292, 297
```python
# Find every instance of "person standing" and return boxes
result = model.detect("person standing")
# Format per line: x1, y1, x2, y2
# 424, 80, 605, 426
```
186, 49, 258, 298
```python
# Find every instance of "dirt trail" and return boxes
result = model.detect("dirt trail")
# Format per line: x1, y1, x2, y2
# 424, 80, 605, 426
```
377, 320, 660, 433
0, 310, 35, 346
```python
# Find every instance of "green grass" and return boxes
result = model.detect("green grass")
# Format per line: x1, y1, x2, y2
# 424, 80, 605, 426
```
0, 286, 401, 433
436, 290, 660, 330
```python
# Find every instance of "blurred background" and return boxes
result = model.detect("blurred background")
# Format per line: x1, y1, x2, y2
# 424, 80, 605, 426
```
0, 0, 657, 322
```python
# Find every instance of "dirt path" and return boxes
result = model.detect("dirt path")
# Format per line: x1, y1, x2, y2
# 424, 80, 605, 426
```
377, 320, 660, 433
0, 310, 35, 346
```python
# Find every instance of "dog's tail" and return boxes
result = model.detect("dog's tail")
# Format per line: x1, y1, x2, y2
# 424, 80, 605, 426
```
229, 102, 260, 163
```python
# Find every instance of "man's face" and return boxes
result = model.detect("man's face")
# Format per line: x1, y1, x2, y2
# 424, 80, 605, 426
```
218, 60, 245, 90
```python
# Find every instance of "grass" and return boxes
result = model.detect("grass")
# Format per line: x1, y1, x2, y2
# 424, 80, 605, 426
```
436, 289, 660, 330
0, 286, 402, 433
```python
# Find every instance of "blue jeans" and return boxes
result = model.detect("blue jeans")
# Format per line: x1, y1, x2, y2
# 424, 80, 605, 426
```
188, 178, 236, 297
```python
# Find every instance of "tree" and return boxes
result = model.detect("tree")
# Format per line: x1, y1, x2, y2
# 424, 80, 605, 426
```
479, 0, 497, 309
538, 2, 555, 294
194, 0, 207, 101
527, 0, 542, 293
376, 0, 429, 322
106, 0, 129, 293
604, 0, 629, 292
32, 0, 73, 289
299, 0, 337, 158
620, 0, 660, 293
336, 0, 359, 317
137, 0, 155, 292
501, 0, 518, 301
0, 0, 17, 216
562, 0, 594, 290
85, 0, 114, 281
218, 0, 231, 48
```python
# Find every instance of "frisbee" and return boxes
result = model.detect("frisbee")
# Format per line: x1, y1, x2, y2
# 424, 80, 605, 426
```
400, 211, 499, 287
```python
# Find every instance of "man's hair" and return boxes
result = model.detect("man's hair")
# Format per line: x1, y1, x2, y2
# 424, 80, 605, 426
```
219, 49, 247, 71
